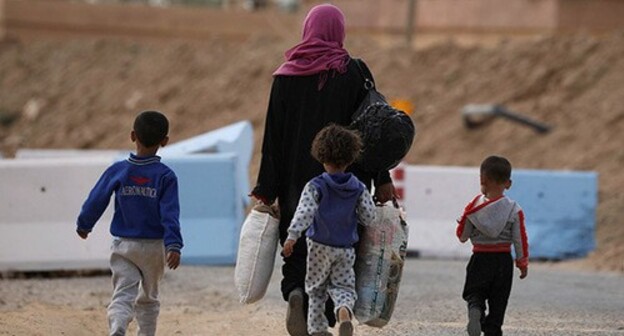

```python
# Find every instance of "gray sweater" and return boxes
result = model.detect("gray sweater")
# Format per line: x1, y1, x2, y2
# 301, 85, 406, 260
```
456, 195, 529, 269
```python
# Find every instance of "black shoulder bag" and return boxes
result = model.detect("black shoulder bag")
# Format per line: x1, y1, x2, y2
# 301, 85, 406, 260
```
350, 59, 416, 172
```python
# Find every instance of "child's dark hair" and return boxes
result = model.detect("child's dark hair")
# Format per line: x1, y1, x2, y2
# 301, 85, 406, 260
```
311, 124, 362, 168
480, 155, 512, 183
133, 111, 169, 147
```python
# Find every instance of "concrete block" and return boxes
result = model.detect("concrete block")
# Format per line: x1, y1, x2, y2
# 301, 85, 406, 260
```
0, 154, 243, 271
163, 154, 243, 265
161, 120, 253, 206
0, 158, 113, 271
506, 170, 597, 259
403, 165, 597, 260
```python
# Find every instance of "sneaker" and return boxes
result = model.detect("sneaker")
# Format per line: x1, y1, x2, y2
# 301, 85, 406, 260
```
337, 307, 353, 336
286, 288, 308, 336
109, 325, 126, 336
108, 318, 127, 336
467, 306, 482, 336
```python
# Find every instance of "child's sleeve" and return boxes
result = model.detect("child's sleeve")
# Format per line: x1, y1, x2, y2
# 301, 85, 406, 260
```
456, 217, 474, 243
286, 182, 319, 242
160, 170, 183, 253
456, 195, 480, 243
511, 206, 529, 269
76, 166, 117, 233
356, 187, 376, 226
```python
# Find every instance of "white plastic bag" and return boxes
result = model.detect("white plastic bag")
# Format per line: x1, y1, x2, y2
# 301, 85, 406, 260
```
354, 203, 409, 327
234, 205, 279, 304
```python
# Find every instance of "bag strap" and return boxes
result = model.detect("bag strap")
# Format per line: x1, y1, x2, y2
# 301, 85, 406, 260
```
353, 58, 375, 90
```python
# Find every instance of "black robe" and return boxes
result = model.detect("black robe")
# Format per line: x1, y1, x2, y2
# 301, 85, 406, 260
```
252, 58, 392, 312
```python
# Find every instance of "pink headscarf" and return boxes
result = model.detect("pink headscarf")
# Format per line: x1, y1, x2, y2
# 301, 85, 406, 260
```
273, 4, 350, 88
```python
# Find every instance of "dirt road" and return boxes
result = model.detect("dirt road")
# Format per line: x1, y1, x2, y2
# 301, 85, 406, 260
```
1, 259, 623, 335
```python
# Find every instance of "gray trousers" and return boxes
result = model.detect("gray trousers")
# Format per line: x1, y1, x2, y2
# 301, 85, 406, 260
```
305, 239, 357, 334
108, 238, 165, 336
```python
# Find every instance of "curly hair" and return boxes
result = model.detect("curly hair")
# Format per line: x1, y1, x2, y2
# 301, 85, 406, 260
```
311, 124, 362, 168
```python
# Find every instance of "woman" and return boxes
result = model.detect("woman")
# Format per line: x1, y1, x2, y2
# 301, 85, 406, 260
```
251, 4, 396, 336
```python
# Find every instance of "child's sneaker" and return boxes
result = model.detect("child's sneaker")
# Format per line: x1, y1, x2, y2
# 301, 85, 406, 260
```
108, 318, 127, 336
467, 306, 482, 336
286, 288, 308, 336
337, 306, 353, 336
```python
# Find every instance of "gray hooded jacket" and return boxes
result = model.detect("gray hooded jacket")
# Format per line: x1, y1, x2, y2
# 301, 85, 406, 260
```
456, 195, 529, 269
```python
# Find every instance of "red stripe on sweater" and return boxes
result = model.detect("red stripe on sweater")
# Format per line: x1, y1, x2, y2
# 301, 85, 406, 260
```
473, 243, 511, 253
456, 195, 505, 239
465, 195, 505, 216
516, 210, 529, 269
456, 195, 482, 239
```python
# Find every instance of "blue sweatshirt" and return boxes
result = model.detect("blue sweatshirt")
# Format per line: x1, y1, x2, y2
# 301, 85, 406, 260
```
287, 172, 376, 248
77, 154, 183, 253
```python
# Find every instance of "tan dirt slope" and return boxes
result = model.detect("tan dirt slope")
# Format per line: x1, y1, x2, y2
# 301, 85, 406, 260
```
0, 32, 622, 272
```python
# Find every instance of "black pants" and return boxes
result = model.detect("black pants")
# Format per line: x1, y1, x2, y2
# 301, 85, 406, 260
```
281, 236, 337, 328
462, 252, 513, 336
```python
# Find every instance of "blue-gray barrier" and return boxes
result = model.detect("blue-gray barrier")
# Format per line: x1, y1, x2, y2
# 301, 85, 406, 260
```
164, 154, 244, 265
403, 166, 598, 260
508, 170, 597, 260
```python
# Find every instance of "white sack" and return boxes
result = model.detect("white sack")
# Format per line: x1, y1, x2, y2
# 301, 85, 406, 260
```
234, 205, 279, 304
354, 204, 409, 327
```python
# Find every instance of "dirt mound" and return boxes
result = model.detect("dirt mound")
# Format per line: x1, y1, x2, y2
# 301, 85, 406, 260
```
0, 32, 622, 272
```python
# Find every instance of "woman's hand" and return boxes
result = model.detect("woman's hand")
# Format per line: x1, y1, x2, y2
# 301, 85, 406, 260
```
374, 182, 397, 204
249, 193, 269, 206
282, 239, 296, 257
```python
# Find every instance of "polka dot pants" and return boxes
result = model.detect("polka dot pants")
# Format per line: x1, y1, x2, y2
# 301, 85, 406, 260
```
305, 238, 356, 334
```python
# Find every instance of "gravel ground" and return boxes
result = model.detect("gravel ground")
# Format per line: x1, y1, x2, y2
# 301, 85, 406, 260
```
388, 259, 624, 335
1, 259, 623, 335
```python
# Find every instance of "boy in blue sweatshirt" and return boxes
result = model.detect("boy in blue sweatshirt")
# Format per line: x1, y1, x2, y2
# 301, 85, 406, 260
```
76, 110, 183, 336
283, 124, 376, 336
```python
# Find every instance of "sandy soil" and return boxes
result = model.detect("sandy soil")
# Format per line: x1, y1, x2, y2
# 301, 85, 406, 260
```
1, 31, 623, 273
1, 259, 623, 335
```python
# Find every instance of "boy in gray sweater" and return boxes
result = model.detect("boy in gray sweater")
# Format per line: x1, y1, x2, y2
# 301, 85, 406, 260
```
456, 155, 529, 336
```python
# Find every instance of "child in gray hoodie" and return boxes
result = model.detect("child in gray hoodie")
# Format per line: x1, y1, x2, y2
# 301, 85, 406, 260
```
456, 155, 529, 336
283, 124, 376, 336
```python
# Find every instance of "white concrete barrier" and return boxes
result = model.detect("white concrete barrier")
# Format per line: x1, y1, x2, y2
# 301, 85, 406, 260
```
0, 121, 253, 271
0, 157, 114, 271
160, 120, 253, 207
401, 165, 598, 260
401, 166, 477, 258
0, 154, 244, 271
